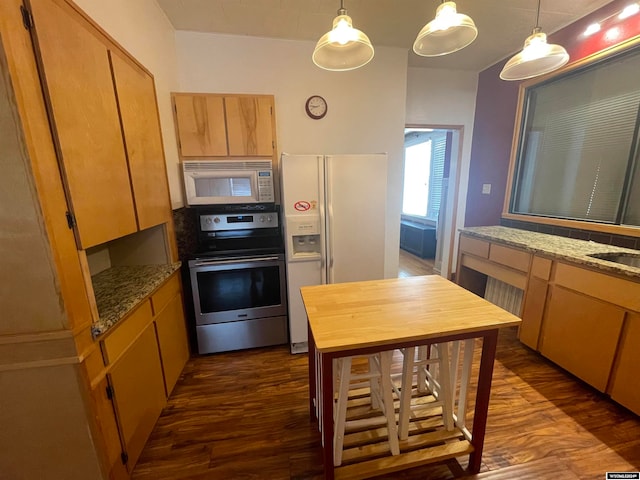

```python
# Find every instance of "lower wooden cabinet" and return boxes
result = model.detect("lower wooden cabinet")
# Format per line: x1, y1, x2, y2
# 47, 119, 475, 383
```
108, 323, 167, 470
540, 286, 625, 392
457, 233, 640, 414
610, 312, 640, 415
155, 292, 190, 396
519, 276, 548, 350
90, 376, 129, 479
96, 272, 190, 475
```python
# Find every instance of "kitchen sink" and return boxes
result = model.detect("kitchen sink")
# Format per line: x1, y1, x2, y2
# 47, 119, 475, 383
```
587, 252, 640, 268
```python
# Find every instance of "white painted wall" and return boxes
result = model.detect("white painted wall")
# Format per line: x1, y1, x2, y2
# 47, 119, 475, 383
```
70, 0, 183, 207
405, 67, 479, 277
175, 32, 408, 277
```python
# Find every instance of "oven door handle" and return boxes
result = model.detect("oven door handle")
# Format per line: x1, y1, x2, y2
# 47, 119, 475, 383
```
192, 256, 281, 267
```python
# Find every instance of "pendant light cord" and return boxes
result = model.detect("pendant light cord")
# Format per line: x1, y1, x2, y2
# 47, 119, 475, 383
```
338, 0, 346, 15
534, 0, 542, 30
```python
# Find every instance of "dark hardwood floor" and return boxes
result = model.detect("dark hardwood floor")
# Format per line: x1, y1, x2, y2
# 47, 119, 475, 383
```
132, 251, 640, 479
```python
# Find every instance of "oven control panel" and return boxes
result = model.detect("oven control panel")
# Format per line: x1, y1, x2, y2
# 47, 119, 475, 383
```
200, 213, 279, 232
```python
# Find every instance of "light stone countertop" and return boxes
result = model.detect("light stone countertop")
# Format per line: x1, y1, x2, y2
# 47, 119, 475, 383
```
459, 226, 640, 280
91, 262, 181, 338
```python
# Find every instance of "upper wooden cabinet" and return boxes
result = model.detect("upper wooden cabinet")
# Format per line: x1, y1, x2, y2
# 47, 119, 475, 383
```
172, 93, 276, 158
1, 0, 182, 477
28, 0, 172, 248
110, 52, 171, 231
225, 96, 274, 156
173, 95, 227, 156
28, 0, 137, 248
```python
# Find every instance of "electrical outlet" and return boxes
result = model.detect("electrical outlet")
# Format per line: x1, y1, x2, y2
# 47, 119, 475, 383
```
482, 183, 491, 195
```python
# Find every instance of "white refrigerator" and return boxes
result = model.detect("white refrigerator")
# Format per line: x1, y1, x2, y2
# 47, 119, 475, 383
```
280, 153, 388, 353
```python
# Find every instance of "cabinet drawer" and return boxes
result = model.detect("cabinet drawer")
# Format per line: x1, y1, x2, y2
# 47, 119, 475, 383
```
459, 254, 527, 289
555, 262, 640, 312
489, 244, 531, 272
459, 235, 489, 258
151, 273, 181, 315
101, 301, 153, 365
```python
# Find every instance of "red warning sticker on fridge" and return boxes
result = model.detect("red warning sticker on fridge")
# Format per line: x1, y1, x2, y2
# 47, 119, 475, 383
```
294, 201, 311, 211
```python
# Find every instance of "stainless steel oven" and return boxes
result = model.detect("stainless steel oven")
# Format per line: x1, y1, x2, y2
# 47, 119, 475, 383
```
187, 204, 288, 354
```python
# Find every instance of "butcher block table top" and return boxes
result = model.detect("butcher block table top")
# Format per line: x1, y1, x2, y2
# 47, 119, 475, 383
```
301, 275, 522, 480
301, 275, 522, 353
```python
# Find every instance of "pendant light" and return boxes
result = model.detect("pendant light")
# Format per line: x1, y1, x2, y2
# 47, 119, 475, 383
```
312, 0, 374, 71
413, 1, 478, 57
500, 0, 570, 81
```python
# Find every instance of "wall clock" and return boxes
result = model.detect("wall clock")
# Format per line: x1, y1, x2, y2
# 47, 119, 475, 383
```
305, 95, 327, 120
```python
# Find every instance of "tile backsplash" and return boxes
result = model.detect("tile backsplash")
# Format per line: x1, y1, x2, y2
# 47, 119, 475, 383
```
500, 218, 640, 250
172, 207, 199, 261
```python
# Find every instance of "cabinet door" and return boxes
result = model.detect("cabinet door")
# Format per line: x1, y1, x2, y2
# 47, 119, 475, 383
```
155, 293, 190, 396
540, 286, 624, 392
90, 377, 128, 479
108, 323, 166, 470
225, 96, 274, 156
519, 276, 548, 350
28, 0, 137, 248
173, 95, 227, 156
110, 52, 171, 230
610, 312, 640, 415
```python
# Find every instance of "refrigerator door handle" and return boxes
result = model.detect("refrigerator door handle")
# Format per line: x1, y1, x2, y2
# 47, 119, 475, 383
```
327, 204, 334, 281
324, 155, 334, 284
318, 155, 328, 285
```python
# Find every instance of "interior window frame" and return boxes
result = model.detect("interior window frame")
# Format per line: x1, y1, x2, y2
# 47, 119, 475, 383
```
502, 35, 640, 238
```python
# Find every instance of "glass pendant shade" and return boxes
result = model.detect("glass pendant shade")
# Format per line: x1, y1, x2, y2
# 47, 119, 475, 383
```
313, 12, 374, 71
500, 28, 569, 80
413, 1, 478, 57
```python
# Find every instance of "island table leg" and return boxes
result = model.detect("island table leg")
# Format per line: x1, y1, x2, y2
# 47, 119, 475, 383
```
468, 329, 499, 473
308, 324, 317, 424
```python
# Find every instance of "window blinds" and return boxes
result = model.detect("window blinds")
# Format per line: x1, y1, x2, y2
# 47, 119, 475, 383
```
513, 48, 640, 224
428, 134, 447, 221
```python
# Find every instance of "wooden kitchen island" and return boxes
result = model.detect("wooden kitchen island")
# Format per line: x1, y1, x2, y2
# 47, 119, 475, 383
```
301, 275, 521, 480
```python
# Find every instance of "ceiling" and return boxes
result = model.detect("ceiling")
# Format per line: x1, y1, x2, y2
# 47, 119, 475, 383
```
156, 0, 615, 71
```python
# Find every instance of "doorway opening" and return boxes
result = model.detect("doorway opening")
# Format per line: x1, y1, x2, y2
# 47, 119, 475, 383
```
399, 126, 463, 280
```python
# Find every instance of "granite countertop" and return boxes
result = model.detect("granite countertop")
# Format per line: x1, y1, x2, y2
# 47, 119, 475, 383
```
459, 226, 640, 280
91, 263, 181, 338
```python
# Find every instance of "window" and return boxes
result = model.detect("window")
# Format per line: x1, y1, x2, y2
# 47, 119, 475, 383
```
510, 45, 640, 226
402, 130, 446, 221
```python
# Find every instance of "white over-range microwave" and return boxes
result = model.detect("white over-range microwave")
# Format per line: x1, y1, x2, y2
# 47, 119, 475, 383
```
183, 159, 275, 206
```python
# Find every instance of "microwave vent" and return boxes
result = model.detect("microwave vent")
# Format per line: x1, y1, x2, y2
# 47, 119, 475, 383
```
183, 160, 272, 172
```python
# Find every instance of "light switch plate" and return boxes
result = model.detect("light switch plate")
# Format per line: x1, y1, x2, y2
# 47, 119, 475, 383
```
482, 183, 491, 195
